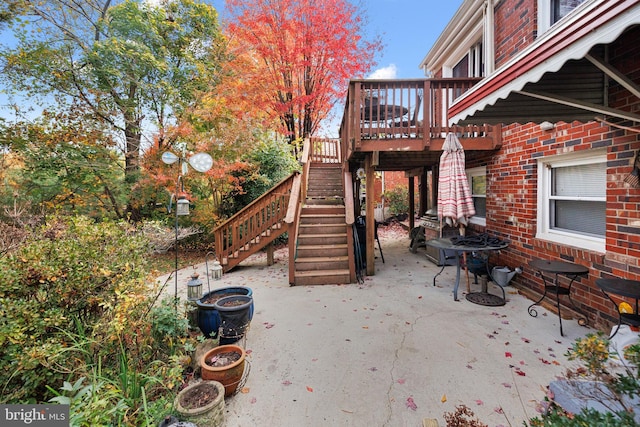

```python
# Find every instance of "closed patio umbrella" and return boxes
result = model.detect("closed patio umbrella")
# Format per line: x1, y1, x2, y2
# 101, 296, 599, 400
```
437, 132, 476, 229
437, 133, 476, 291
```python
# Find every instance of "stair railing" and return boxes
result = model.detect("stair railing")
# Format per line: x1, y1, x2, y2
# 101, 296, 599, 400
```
213, 172, 298, 270
284, 138, 312, 284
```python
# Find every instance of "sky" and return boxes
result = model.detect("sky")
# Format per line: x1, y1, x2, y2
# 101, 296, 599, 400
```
0, 0, 463, 135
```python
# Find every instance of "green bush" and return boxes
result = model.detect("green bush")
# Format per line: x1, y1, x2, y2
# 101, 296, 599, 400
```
384, 185, 409, 216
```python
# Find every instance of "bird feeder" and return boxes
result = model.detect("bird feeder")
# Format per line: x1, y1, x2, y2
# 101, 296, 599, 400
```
210, 259, 223, 280
176, 196, 190, 216
186, 272, 203, 301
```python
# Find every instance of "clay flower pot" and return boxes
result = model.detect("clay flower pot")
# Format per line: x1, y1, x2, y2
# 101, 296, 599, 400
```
200, 344, 246, 397
174, 380, 225, 426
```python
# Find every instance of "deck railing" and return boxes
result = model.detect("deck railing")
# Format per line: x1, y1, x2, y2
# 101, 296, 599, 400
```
339, 78, 496, 160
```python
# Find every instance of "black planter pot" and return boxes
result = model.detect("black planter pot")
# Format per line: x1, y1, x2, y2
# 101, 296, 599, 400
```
213, 295, 253, 344
196, 286, 253, 338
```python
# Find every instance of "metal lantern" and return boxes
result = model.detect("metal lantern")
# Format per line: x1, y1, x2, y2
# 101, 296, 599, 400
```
186, 272, 203, 301
176, 196, 190, 216
210, 259, 223, 280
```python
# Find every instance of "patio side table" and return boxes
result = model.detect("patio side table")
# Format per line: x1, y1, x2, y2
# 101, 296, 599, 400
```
528, 259, 589, 336
595, 278, 640, 338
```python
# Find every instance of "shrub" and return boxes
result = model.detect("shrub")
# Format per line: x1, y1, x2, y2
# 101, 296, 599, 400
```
0, 216, 153, 402
384, 185, 409, 216
528, 333, 640, 426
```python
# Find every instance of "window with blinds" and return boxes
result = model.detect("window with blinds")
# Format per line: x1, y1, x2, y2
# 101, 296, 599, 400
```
537, 150, 606, 252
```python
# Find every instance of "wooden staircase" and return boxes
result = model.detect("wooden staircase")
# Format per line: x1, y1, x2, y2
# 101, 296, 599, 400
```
212, 173, 296, 273
293, 164, 351, 285
212, 138, 356, 285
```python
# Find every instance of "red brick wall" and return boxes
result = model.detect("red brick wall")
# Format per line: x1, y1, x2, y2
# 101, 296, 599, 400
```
494, 0, 537, 68
475, 25, 640, 329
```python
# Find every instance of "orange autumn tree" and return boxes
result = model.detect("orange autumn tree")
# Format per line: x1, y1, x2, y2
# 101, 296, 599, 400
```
225, 0, 381, 144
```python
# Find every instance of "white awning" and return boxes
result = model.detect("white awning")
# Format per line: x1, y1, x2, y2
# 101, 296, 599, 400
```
450, 0, 640, 125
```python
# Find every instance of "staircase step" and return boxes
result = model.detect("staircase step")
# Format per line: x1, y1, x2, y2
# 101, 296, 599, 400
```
295, 256, 350, 271
297, 233, 347, 245
300, 213, 346, 225
305, 197, 344, 206
301, 204, 345, 213
296, 243, 348, 258
294, 268, 351, 285
299, 223, 347, 234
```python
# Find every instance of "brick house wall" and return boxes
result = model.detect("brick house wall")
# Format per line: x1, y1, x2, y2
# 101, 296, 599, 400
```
494, 0, 536, 67
465, 0, 640, 329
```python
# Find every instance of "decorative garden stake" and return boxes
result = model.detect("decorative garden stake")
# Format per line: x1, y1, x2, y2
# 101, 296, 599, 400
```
161, 143, 213, 315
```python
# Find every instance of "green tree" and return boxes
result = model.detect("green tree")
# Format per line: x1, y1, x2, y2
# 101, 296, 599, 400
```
0, 109, 126, 220
0, 0, 226, 220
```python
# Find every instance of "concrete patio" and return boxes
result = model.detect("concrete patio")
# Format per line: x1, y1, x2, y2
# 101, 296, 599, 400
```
163, 223, 594, 427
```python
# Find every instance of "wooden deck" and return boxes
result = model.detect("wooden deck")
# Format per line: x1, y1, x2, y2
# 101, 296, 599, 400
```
339, 79, 502, 171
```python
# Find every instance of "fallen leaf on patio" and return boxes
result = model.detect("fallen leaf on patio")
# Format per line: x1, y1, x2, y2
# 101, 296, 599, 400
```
362, 326, 369, 329
552, 360, 561, 366
312, 358, 318, 361
466, 364, 473, 369
405, 321, 411, 325
250, 397, 257, 404
264, 323, 275, 329
282, 380, 292, 386
505, 341, 510, 345
341, 409, 354, 414
522, 337, 531, 343
534, 349, 541, 354
520, 360, 526, 365
246, 349, 252, 354
502, 320, 510, 324
306, 386, 314, 392
241, 387, 250, 393
368, 367, 378, 372
494, 407, 504, 414
515, 370, 526, 376
397, 378, 406, 384
487, 334, 496, 339
539, 358, 551, 365
441, 394, 447, 403
502, 383, 512, 388
406, 397, 417, 411
505, 352, 512, 358
418, 295, 423, 299
555, 340, 562, 344
475, 399, 484, 405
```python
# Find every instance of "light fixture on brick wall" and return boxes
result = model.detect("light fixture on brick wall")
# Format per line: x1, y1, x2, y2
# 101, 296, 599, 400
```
540, 121, 555, 131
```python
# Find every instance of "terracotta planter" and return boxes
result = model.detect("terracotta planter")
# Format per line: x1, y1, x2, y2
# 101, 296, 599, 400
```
200, 344, 246, 397
174, 380, 225, 426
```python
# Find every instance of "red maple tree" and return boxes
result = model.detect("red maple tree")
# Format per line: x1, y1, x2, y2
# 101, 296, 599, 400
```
224, 0, 381, 143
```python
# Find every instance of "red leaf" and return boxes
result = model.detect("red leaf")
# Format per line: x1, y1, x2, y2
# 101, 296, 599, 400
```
306, 386, 313, 392
505, 352, 512, 358
406, 397, 417, 411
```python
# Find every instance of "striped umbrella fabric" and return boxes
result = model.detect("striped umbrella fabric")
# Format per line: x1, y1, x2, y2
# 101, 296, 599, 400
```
437, 133, 476, 229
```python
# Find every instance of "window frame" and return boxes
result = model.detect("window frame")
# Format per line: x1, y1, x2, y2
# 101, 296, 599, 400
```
467, 166, 486, 227
536, 149, 606, 252
537, 0, 589, 34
